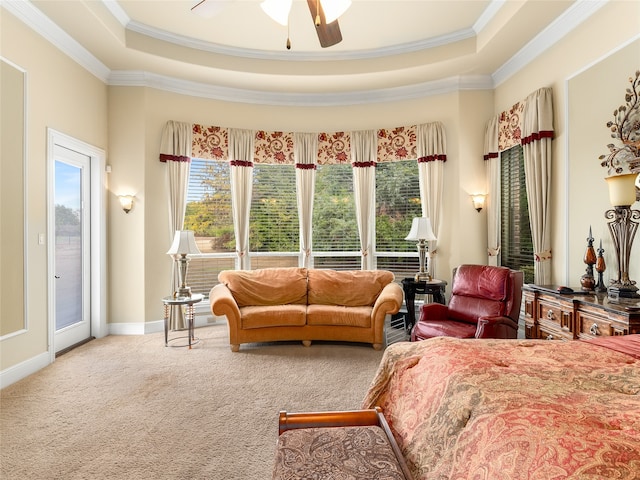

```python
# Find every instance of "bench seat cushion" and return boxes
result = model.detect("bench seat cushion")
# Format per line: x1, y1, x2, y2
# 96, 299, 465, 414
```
272, 425, 406, 480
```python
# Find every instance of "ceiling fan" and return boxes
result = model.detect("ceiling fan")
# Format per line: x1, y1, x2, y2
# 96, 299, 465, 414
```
190, 0, 349, 49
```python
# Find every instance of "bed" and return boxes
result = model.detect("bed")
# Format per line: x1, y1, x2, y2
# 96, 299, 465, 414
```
362, 335, 640, 479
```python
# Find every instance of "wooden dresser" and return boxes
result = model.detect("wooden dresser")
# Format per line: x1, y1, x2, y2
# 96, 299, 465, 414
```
523, 285, 640, 340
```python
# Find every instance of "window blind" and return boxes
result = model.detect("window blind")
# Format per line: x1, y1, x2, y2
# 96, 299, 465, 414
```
500, 146, 534, 283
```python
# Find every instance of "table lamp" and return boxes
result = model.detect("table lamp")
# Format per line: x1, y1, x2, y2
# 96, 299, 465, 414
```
405, 217, 437, 282
167, 230, 201, 298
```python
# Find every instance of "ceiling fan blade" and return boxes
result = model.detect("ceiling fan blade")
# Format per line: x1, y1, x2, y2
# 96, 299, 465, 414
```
191, 0, 231, 18
306, 0, 342, 48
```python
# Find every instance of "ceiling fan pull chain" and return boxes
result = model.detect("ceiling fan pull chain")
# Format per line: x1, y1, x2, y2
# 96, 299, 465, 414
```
286, 22, 291, 50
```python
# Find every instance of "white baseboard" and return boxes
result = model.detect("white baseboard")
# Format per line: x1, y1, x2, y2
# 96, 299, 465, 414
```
1, 314, 227, 388
0, 351, 51, 390
109, 314, 224, 336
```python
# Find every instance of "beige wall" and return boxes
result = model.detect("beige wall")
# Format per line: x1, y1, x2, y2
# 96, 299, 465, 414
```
568, 39, 640, 288
2, 0, 639, 380
0, 11, 108, 372
106, 87, 493, 324
494, 1, 640, 286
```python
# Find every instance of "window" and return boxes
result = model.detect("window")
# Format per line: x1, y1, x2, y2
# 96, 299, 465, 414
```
250, 164, 299, 268
312, 163, 360, 269
375, 160, 421, 280
183, 159, 235, 296
500, 146, 534, 283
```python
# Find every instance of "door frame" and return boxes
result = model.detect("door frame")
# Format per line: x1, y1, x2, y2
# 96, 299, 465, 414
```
47, 128, 107, 362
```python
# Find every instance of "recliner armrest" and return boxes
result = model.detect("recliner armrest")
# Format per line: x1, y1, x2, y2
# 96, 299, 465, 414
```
475, 315, 519, 339
419, 302, 449, 321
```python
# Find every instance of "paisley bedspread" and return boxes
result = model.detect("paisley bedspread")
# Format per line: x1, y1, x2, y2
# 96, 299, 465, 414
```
362, 336, 640, 480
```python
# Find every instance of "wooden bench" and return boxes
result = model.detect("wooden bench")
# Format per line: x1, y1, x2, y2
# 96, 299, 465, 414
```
272, 407, 412, 480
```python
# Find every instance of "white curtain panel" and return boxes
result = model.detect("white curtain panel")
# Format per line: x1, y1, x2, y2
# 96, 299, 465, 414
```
351, 130, 377, 270
294, 132, 317, 268
229, 128, 255, 270
417, 122, 447, 277
522, 87, 554, 284
229, 128, 254, 270
159, 120, 192, 329
484, 115, 501, 266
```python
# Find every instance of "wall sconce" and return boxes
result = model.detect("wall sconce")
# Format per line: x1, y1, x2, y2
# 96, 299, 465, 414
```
471, 194, 486, 212
118, 195, 134, 214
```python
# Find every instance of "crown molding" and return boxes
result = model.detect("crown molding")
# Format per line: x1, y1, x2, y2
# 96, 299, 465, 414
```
2, 0, 111, 82
107, 71, 495, 106
492, 0, 608, 86
3, 0, 612, 106
125, 19, 477, 62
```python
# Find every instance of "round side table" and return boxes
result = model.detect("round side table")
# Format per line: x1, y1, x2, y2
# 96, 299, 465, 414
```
162, 293, 204, 349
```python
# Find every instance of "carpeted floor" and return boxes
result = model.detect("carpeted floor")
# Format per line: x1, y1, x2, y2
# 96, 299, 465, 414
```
0, 323, 386, 479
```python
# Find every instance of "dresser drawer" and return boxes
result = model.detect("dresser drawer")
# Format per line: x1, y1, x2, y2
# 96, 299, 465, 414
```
577, 310, 612, 339
538, 298, 573, 337
537, 323, 571, 341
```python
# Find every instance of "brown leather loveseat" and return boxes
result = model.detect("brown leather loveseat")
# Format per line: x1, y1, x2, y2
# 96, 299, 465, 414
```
209, 267, 403, 352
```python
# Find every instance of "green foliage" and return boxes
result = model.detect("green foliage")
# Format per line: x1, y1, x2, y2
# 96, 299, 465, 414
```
184, 160, 422, 254
55, 204, 80, 236
312, 164, 359, 250
376, 162, 422, 252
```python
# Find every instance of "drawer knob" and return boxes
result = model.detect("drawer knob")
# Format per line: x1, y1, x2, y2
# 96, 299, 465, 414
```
590, 323, 600, 336
547, 334, 554, 340
546, 310, 555, 320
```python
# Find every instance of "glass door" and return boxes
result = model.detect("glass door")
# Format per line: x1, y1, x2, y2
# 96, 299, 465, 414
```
54, 145, 91, 353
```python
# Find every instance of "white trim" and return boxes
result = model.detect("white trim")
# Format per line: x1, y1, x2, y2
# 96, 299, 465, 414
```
47, 129, 107, 363
0, 57, 28, 342
107, 71, 495, 106
3, 0, 608, 106
563, 77, 571, 286
126, 18, 478, 62
493, 0, 608, 86
1, 0, 110, 82
110, 314, 222, 336
0, 352, 50, 390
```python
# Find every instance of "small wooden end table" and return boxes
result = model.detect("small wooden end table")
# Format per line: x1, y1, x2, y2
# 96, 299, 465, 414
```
401, 278, 447, 331
162, 293, 203, 349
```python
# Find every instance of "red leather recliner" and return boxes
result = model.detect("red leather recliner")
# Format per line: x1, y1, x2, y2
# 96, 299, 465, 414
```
411, 264, 524, 341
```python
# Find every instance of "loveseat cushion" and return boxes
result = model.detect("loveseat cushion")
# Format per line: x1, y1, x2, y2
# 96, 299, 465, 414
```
306, 305, 372, 328
307, 269, 394, 307
218, 267, 308, 307
240, 305, 307, 329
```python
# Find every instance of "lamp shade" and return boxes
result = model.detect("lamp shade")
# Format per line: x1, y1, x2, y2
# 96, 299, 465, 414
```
405, 217, 436, 241
260, 0, 293, 25
167, 230, 201, 255
605, 173, 638, 207
322, 0, 352, 23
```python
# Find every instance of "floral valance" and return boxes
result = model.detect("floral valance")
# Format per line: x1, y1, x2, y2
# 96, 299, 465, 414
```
191, 123, 444, 165
498, 100, 525, 152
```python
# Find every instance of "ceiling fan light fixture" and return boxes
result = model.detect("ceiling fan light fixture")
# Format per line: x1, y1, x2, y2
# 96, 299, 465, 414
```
321, 0, 351, 24
260, 0, 293, 26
